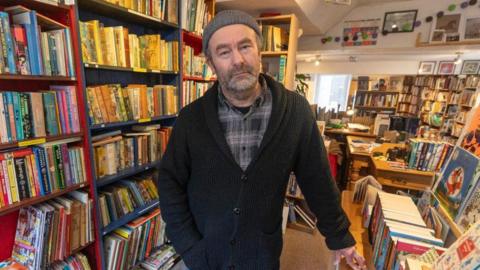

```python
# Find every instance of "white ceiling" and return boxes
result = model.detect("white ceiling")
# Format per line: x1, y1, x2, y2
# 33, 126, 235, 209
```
216, 0, 407, 35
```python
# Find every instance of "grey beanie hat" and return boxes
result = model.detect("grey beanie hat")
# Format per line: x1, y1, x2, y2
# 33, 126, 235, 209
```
202, 10, 262, 54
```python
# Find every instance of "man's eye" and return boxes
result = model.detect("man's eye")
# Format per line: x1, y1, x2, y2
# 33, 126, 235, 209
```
241, 44, 251, 50
219, 51, 230, 56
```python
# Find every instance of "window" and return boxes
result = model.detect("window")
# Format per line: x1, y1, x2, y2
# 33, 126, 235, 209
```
312, 74, 352, 111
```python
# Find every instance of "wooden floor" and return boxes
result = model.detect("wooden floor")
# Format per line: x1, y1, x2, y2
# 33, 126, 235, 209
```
280, 228, 335, 270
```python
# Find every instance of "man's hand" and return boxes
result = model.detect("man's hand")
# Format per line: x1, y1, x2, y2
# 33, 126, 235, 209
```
333, 246, 366, 270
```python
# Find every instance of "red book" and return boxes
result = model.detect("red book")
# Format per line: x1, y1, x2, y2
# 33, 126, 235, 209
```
11, 25, 31, 75
0, 160, 10, 206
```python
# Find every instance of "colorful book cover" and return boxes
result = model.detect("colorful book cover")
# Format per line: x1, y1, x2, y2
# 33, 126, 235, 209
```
0, 12, 17, 74
12, 25, 31, 75
434, 146, 480, 221
456, 176, 480, 233
12, 206, 45, 270
460, 104, 480, 158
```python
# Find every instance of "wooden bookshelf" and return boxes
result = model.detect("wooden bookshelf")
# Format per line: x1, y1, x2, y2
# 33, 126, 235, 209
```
0, 183, 89, 216
84, 63, 178, 75
183, 75, 216, 82
257, 14, 299, 90
101, 200, 160, 235
355, 106, 397, 111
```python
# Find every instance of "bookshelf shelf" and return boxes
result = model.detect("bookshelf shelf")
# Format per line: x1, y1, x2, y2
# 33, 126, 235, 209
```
101, 200, 160, 235
90, 114, 177, 131
1, 0, 71, 12
355, 106, 397, 111
183, 75, 216, 82
356, 90, 399, 95
0, 74, 76, 81
78, 0, 178, 29
0, 183, 89, 216
83, 63, 178, 75
0, 133, 83, 151
96, 160, 161, 188
261, 51, 288, 57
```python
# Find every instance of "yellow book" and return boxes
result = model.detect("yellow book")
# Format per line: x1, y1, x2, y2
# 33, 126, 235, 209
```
113, 27, 126, 67
25, 154, 37, 198
101, 27, 118, 66
90, 20, 104, 65
6, 154, 19, 203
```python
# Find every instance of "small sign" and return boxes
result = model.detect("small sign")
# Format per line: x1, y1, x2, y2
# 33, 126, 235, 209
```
133, 67, 147, 73
138, 118, 151, 123
18, 138, 46, 147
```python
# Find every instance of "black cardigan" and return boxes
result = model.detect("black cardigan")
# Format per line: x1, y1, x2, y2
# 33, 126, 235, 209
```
158, 74, 355, 270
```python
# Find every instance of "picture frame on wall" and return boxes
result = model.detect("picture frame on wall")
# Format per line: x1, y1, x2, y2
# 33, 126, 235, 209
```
418, 61, 436, 75
435, 14, 461, 34
464, 17, 480, 40
437, 61, 456, 75
461, 60, 480, 75
382, 10, 417, 33
430, 29, 446, 43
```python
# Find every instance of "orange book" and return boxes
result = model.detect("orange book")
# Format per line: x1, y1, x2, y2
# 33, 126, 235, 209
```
99, 85, 117, 123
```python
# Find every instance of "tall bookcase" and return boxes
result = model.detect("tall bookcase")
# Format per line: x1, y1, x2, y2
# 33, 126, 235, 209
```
0, 0, 98, 267
76, 0, 181, 269
256, 14, 299, 90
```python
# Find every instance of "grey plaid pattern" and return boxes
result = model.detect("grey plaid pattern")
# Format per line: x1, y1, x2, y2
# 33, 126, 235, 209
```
218, 78, 272, 171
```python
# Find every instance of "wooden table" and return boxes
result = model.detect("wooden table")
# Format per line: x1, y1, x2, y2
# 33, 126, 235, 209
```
325, 128, 377, 140
346, 136, 377, 183
340, 190, 374, 270
370, 144, 434, 192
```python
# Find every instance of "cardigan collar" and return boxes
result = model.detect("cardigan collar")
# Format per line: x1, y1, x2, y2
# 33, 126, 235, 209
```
201, 74, 288, 173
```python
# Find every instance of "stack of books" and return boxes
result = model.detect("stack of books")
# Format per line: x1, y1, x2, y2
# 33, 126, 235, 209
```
260, 25, 288, 52
11, 191, 94, 269
368, 192, 445, 270
181, 81, 212, 107
183, 45, 213, 79
86, 84, 178, 125
0, 6, 75, 77
98, 174, 159, 227
181, 0, 212, 35
103, 208, 167, 269
102, 0, 178, 23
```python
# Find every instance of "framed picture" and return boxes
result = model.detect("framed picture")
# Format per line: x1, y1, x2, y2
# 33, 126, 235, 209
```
464, 17, 480, 40
382, 10, 417, 33
435, 14, 461, 33
430, 29, 446, 43
461, 60, 480, 75
418, 61, 436, 75
437, 61, 456, 75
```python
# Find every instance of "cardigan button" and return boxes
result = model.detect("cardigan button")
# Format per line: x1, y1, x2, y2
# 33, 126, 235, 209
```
241, 174, 247, 182
233, 208, 240, 215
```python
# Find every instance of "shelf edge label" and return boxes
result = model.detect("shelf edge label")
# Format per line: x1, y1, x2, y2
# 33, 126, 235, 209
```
19, 138, 47, 147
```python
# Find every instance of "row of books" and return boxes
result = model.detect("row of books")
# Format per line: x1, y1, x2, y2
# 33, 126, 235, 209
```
0, 7, 75, 77
355, 93, 398, 108
260, 25, 288, 52
98, 174, 159, 228
80, 21, 179, 72
0, 87, 80, 143
103, 0, 178, 24
12, 191, 93, 269
398, 103, 419, 115
414, 76, 461, 90
181, 80, 212, 108
262, 55, 287, 85
92, 126, 171, 178
368, 192, 445, 270
104, 208, 167, 270
0, 140, 86, 207
407, 139, 453, 172
46, 252, 92, 270
86, 84, 178, 125
183, 44, 213, 79
181, 0, 212, 35
398, 93, 420, 105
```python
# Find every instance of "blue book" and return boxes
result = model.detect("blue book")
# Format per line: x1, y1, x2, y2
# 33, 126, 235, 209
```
42, 92, 59, 136
4, 92, 14, 141
47, 32, 59, 76
12, 92, 24, 141
10, 10, 42, 75
63, 28, 75, 77
2, 93, 12, 142
32, 147, 46, 196
0, 12, 17, 74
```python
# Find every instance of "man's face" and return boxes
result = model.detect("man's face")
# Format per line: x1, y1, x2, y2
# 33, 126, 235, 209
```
207, 24, 261, 95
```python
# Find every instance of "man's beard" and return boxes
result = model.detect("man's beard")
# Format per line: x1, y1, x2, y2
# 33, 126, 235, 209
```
218, 64, 259, 99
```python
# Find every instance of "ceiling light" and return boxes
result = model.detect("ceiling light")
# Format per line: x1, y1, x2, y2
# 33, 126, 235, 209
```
315, 60, 320, 66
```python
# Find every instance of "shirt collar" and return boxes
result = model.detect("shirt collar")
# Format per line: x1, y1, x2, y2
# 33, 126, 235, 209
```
218, 76, 268, 110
